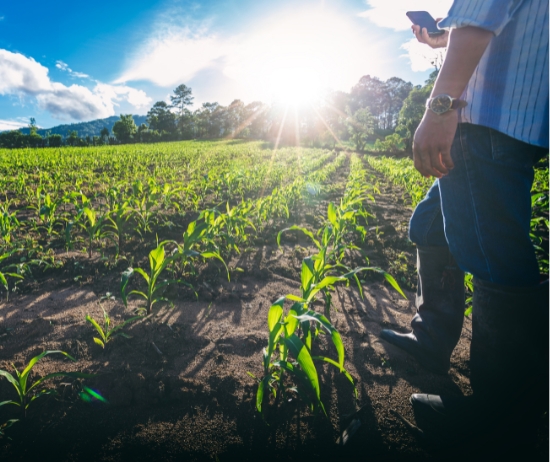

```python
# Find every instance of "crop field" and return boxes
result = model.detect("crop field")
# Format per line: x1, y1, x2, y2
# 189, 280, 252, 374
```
0, 140, 547, 460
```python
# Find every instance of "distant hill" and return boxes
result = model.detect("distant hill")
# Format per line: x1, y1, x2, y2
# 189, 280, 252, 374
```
19, 115, 148, 138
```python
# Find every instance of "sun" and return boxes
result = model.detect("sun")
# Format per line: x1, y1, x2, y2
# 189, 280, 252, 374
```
224, 6, 373, 107
269, 65, 323, 106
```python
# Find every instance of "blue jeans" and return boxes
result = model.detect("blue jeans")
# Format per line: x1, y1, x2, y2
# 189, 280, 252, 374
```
409, 123, 547, 287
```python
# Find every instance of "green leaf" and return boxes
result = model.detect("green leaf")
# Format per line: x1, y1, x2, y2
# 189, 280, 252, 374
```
20, 351, 76, 393
294, 311, 345, 369
0, 273, 8, 291
256, 376, 266, 412
284, 308, 299, 337
283, 334, 321, 402
0, 370, 20, 395
301, 258, 315, 293
381, 272, 407, 299
120, 267, 134, 307
312, 356, 356, 396
86, 315, 106, 342
327, 202, 337, 226
133, 267, 150, 283
93, 337, 105, 348
306, 276, 346, 302
149, 244, 165, 273
0, 400, 19, 408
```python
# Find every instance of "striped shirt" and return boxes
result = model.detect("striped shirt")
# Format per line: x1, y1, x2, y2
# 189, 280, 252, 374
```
438, 0, 549, 148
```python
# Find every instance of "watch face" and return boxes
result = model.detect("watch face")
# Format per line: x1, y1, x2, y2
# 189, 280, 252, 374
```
430, 95, 452, 114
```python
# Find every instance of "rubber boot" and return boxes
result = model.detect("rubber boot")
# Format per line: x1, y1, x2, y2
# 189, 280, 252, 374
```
411, 279, 549, 451
380, 246, 465, 374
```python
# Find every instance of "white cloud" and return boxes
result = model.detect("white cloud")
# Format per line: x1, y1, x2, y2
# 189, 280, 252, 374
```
0, 119, 28, 131
116, 27, 228, 87
116, 7, 385, 104
0, 49, 51, 94
400, 38, 446, 72
94, 82, 152, 110
55, 60, 90, 79
358, 0, 453, 31
0, 49, 152, 121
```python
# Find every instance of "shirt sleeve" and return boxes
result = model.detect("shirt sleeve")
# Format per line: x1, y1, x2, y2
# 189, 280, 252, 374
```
438, 0, 525, 36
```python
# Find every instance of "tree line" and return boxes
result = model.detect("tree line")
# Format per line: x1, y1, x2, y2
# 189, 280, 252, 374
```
0, 71, 438, 154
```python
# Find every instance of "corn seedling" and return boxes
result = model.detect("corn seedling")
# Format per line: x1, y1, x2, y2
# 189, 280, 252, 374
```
0, 350, 93, 417
121, 241, 185, 315
79, 205, 108, 258
86, 308, 142, 348
0, 249, 24, 301
250, 290, 355, 418
0, 203, 19, 246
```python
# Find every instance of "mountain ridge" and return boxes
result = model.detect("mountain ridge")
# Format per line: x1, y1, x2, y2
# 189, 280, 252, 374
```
18, 115, 148, 138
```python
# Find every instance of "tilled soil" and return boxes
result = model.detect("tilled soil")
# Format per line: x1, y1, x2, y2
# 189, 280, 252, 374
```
0, 165, 547, 461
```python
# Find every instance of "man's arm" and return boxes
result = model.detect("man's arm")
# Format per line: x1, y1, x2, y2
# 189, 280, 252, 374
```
413, 26, 494, 178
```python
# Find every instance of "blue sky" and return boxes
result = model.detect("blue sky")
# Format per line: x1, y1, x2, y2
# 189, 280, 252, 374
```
0, 0, 452, 130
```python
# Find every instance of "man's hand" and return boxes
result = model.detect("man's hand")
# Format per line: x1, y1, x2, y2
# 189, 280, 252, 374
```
413, 110, 458, 178
412, 18, 449, 48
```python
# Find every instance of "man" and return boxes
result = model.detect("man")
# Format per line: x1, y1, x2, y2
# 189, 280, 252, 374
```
380, 0, 549, 448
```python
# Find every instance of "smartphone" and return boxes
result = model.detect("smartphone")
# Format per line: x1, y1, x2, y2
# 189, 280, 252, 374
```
406, 11, 445, 36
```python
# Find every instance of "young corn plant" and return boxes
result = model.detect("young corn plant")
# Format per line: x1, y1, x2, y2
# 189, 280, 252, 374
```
0, 350, 93, 417
0, 249, 24, 301
0, 202, 20, 247
171, 219, 229, 281
278, 222, 406, 319
79, 205, 108, 258
86, 308, 142, 348
250, 259, 356, 418
121, 241, 185, 315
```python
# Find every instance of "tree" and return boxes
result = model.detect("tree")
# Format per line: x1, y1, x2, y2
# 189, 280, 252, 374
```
48, 134, 62, 147
112, 114, 137, 144
100, 127, 110, 144
28, 118, 38, 135
170, 84, 194, 117
396, 70, 438, 154
147, 101, 176, 135
346, 107, 375, 152
66, 130, 80, 147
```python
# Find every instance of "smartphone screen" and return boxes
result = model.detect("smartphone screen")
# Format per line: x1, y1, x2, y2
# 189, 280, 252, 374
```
406, 11, 444, 35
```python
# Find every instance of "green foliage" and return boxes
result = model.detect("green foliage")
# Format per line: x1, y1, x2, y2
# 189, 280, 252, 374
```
112, 114, 138, 144
346, 107, 376, 152
373, 133, 406, 154
86, 308, 142, 348
0, 351, 93, 415
366, 155, 432, 207
121, 241, 182, 314
250, 292, 355, 417
147, 101, 176, 134
0, 249, 24, 301
395, 71, 437, 153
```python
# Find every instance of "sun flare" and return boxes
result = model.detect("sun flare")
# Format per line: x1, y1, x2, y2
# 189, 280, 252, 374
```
223, 7, 376, 106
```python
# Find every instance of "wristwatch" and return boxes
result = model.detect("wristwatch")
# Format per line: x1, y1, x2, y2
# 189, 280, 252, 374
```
426, 94, 468, 115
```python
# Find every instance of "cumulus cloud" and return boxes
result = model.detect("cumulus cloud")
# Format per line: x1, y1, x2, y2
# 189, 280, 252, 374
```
358, 0, 453, 30
116, 6, 384, 104
401, 39, 446, 72
0, 49, 152, 121
0, 119, 28, 131
116, 27, 228, 87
